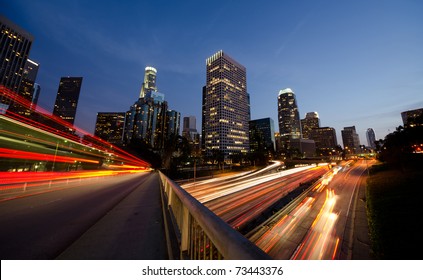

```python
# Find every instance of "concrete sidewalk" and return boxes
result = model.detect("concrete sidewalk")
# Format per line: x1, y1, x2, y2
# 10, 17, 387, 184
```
351, 175, 372, 259
57, 172, 169, 260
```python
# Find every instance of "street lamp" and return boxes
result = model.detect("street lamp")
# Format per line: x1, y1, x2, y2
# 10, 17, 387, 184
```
52, 140, 67, 171
52, 142, 59, 171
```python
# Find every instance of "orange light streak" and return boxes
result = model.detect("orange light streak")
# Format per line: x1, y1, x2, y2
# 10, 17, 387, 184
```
0, 147, 99, 164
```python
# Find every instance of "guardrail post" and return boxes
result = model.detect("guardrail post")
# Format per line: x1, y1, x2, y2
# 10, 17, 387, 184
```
180, 207, 190, 253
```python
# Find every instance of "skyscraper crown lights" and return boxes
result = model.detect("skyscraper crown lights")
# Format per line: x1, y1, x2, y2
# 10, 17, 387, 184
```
279, 88, 294, 95
206, 50, 223, 65
306, 112, 319, 118
145, 66, 157, 73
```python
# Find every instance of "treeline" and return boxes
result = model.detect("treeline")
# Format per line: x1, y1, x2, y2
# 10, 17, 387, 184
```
375, 113, 423, 169
366, 113, 423, 259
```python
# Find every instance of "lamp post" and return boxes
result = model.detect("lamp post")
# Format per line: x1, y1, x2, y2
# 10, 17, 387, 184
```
52, 140, 67, 171
52, 142, 59, 171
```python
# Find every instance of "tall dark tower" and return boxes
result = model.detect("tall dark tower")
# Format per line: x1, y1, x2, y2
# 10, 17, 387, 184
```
19, 59, 39, 102
53, 77, 83, 125
366, 128, 376, 149
94, 112, 126, 144
341, 126, 360, 153
301, 112, 320, 139
13, 58, 39, 116
202, 50, 250, 162
0, 15, 34, 108
277, 88, 301, 151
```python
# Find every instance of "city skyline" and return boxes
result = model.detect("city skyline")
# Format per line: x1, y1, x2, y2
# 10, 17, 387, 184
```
2, 0, 422, 146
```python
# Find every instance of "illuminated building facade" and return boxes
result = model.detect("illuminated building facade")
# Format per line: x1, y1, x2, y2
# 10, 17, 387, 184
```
0, 15, 34, 108
341, 126, 360, 153
53, 77, 83, 126
13, 58, 39, 116
301, 112, 320, 139
309, 127, 338, 150
277, 88, 301, 151
124, 66, 180, 149
94, 112, 126, 144
125, 90, 167, 148
203, 50, 250, 161
139, 66, 157, 98
401, 108, 423, 127
19, 59, 39, 102
166, 110, 180, 137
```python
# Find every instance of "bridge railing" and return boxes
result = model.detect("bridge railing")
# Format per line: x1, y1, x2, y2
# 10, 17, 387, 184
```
158, 171, 271, 260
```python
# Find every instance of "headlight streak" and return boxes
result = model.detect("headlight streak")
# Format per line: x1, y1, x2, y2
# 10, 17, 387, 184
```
185, 162, 343, 260
183, 165, 329, 233
253, 196, 315, 256
291, 188, 339, 260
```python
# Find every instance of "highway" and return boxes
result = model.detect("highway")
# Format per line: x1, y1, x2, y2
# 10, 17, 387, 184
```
249, 160, 372, 259
0, 171, 168, 260
0, 160, 371, 260
183, 164, 330, 231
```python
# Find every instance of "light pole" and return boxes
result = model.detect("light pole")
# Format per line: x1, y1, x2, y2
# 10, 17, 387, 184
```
52, 142, 59, 171
52, 140, 67, 171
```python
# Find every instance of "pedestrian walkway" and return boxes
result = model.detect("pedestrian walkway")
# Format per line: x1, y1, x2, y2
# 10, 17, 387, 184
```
351, 175, 372, 259
57, 172, 170, 260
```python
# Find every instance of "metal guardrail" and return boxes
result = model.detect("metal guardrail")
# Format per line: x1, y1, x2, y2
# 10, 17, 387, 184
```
158, 171, 271, 260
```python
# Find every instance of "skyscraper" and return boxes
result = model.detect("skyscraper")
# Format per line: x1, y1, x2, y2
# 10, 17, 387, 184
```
341, 126, 360, 153
94, 112, 126, 144
202, 50, 250, 161
166, 110, 180, 137
139, 66, 157, 98
249, 118, 276, 154
301, 112, 320, 139
125, 90, 167, 148
401, 108, 423, 127
13, 58, 39, 116
125, 66, 172, 149
277, 88, 301, 150
366, 128, 376, 149
0, 15, 34, 108
53, 77, 83, 125
309, 127, 338, 150
182, 116, 198, 142
20, 59, 39, 101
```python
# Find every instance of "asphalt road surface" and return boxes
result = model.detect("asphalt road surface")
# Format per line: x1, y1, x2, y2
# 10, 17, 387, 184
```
0, 172, 167, 260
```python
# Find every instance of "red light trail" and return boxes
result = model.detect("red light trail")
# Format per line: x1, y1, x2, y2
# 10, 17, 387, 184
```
0, 86, 151, 195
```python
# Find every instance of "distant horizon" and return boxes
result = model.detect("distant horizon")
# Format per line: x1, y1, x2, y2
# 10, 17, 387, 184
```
2, 0, 422, 147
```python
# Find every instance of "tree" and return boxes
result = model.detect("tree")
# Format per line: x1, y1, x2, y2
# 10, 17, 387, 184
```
378, 123, 423, 169
124, 138, 162, 169
161, 133, 192, 171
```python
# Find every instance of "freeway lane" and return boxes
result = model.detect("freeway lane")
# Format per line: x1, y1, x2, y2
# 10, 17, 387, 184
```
333, 160, 372, 259
183, 164, 328, 232
0, 172, 154, 259
249, 160, 372, 259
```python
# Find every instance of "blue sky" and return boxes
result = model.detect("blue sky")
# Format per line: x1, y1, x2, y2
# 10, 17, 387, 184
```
2, 0, 423, 146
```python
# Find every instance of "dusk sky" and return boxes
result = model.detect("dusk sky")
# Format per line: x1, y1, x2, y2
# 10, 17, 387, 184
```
2, 0, 422, 146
